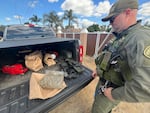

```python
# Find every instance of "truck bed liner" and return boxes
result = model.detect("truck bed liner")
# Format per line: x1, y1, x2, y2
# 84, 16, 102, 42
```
0, 65, 93, 113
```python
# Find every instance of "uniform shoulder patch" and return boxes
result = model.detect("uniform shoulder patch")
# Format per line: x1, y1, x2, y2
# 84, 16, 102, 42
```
144, 46, 150, 59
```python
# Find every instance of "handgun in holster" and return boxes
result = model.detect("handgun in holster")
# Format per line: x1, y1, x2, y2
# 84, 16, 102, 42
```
97, 80, 110, 95
97, 78, 119, 95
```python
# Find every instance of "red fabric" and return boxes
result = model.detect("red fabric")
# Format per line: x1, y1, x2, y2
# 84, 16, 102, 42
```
53, 51, 58, 57
28, 24, 34, 27
2, 64, 28, 75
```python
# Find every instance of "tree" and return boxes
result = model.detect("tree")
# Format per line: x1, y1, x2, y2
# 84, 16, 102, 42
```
63, 9, 77, 28
43, 11, 63, 31
24, 22, 30, 24
0, 25, 5, 32
29, 15, 41, 25
87, 24, 100, 32
99, 25, 112, 32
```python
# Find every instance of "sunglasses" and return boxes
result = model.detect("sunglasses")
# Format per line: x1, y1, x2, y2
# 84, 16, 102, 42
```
110, 15, 117, 23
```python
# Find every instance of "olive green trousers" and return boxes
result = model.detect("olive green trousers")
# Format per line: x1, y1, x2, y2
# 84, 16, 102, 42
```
91, 81, 120, 113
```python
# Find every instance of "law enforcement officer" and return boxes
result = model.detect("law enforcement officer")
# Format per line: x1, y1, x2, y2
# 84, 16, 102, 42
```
91, 0, 150, 113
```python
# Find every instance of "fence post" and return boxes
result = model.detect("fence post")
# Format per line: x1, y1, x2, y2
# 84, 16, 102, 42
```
93, 32, 101, 58
73, 32, 75, 39
80, 28, 88, 56
93, 30, 113, 58
56, 26, 62, 38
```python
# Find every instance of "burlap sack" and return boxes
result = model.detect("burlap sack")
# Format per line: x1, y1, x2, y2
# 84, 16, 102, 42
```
39, 70, 65, 89
25, 51, 43, 71
44, 53, 56, 66
29, 72, 66, 99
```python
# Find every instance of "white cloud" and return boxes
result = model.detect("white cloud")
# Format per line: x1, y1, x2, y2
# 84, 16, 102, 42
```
139, 2, 150, 16
48, 0, 58, 3
94, 0, 111, 17
61, 0, 111, 17
138, 1, 150, 25
79, 19, 96, 28
13, 15, 23, 19
72, 23, 78, 29
28, 0, 38, 8
57, 12, 64, 17
5, 17, 11, 21
61, 0, 95, 17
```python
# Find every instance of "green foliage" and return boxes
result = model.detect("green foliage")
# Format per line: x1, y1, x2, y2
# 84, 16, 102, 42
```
65, 25, 74, 29
87, 24, 112, 32
43, 11, 63, 31
106, 27, 112, 32
24, 22, 30, 24
29, 15, 41, 24
99, 25, 112, 32
0, 25, 5, 32
63, 9, 77, 28
87, 24, 100, 32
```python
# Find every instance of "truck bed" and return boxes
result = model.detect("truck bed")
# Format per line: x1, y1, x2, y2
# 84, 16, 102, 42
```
0, 65, 93, 113
0, 25, 93, 113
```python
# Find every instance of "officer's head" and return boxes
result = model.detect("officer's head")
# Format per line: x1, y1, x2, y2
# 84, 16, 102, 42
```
102, 0, 138, 33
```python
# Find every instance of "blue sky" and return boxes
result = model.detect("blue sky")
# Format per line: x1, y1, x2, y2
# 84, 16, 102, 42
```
0, 0, 150, 28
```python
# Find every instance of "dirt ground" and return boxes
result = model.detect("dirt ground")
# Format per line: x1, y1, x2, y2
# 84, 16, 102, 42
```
49, 55, 150, 113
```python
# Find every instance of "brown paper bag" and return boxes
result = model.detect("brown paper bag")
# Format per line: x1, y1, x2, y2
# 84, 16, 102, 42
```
44, 53, 56, 66
25, 51, 43, 71
29, 72, 66, 100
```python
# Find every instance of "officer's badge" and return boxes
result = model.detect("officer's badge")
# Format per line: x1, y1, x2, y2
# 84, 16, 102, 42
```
144, 46, 150, 59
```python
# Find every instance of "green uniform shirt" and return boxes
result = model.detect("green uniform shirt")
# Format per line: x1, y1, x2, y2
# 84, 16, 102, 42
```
112, 21, 150, 102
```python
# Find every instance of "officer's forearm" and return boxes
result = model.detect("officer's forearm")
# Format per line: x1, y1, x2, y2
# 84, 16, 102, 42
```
111, 80, 150, 102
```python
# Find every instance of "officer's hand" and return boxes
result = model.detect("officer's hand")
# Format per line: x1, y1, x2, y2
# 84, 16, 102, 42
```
92, 70, 97, 78
104, 87, 114, 101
